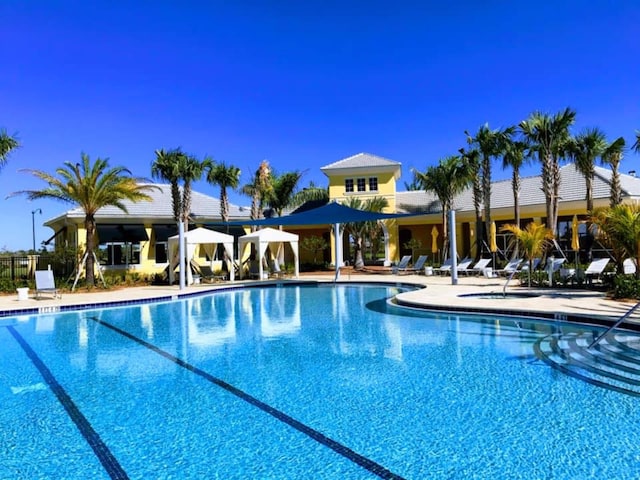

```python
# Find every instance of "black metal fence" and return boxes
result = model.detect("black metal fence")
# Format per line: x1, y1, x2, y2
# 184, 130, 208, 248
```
0, 255, 75, 281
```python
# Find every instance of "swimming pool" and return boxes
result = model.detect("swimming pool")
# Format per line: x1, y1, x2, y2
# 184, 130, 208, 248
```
2, 283, 640, 479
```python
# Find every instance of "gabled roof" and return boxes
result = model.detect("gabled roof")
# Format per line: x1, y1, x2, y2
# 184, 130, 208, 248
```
321, 153, 401, 179
44, 183, 251, 226
395, 162, 640, 215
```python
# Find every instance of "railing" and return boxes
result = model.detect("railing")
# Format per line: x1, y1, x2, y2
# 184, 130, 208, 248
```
589, 300, 640, 349
0, 255, 75, 281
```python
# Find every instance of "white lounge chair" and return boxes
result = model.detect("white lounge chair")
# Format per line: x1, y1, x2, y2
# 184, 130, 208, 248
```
454, 258, 473, 275
35, 270, 61, 299
270, 259, 288, 278
624, 258, 636, 275
392, 255, 412, 274
468, 258, 492, 276
520, 258, 541, 272
435, 258, 453, 275
584, 258, 611, 283
495, 258, 523, 276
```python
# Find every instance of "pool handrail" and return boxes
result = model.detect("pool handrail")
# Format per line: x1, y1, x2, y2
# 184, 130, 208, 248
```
589, 299, 640, 349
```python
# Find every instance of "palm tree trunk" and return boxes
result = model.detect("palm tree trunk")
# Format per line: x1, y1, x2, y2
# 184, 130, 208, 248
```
512, 172, 521, 257
84, 217, 96, 286
220, 187, 229, 223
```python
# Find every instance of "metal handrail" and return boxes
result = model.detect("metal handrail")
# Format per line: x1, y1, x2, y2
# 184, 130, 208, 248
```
589, 300, 640, 349
502, 268, 518, 297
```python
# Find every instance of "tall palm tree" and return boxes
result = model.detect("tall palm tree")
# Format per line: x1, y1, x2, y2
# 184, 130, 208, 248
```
290, 181, 329, 208
242, 160, 272, 230
633, 131, 640, 153
601, 137, 626, 207
500, 222, 554, 287
459, 147, 483, 258
569, 127, 607, 214
412, 155, 471, 261
179, 154, 206, 231
341, 196, 389, 269
0, 130, 20, 172
502, 135, 530, 231
520, 107, 576, 236
206, 161, 241, 222
12, 153, 155, 285
265, 170, 303, 218
151, 148, 182, 223
466, 124, 513, 245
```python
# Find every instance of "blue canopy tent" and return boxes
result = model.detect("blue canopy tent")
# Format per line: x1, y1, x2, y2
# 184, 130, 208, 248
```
218, 202, 424, 281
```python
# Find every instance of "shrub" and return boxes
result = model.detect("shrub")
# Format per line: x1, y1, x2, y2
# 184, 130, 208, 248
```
611, 275, 640, 300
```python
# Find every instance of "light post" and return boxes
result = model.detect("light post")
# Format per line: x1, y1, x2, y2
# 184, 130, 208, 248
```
31, 208, 42, 253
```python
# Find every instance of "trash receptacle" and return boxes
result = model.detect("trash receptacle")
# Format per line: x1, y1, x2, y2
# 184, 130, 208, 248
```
17, 287, 29, 301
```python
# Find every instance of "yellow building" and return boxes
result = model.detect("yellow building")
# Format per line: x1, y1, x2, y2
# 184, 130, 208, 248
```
44, 153, 640, 275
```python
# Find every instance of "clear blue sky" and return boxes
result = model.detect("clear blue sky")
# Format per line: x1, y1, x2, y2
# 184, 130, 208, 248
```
1, 1, 638, 251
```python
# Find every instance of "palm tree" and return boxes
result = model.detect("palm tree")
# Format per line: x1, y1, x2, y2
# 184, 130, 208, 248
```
179, 154, 206, 231
591, 204, 640, 280
206, 161, 241, 222
341, 196, 389, 269
466, 124, 513, 247
412, 155, 471, 261
502, 136, 530, 234
242, 160, 272, 230
569, 127, 607, 214
12, 153, 155, 286
601, 137, 626, 207
459, 147, 483, 258
0, 130, 20, 172
500, 222, 554, 287
290, 181, 329, 208
151, 148, 182, 223
265, 170, 303, 218
633, 131, 640, 153
520, 107, 576, 236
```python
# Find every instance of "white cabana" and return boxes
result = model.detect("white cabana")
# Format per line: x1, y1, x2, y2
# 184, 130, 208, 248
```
238, 227, 299, 280
168, 227, 235, 285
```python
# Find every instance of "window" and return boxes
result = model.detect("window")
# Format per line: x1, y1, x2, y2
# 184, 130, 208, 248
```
357, 178, 366, 192
368, 177, 378, 191
155, 242, 168, 263
102, 242, 141, 266
345, 178, 354, 192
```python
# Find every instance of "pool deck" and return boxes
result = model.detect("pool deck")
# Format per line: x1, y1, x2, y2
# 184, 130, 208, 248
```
1, 272, 638, 328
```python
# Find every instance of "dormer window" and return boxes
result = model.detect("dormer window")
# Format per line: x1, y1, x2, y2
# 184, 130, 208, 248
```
357, 178, 366, 192
345, 179, 354, 192
369, 177, 378, 191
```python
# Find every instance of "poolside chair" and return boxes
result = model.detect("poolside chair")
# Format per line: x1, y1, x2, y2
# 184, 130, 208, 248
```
435, 257, 453, 275
191, 260, 226, 283
468, 258, 492, 276
624, 258, 636, 275
495, 258, 522, 277
583, 258, 611, 284
35, 270, 61, 299
410, 255, 428, 274
520, 258, 541, 272
270, 259, 288, 278
453, 258, 473, 275
392, 255, 412, 274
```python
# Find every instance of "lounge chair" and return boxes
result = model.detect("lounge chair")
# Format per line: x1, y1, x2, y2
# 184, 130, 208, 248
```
35, 270, 61, 299
191, 260, 226, 283
495, 258, 523, 276
468, 258, 492, 276
392, 255, 412, 274
624, 258, 636, 275
546, 257, 566, 274
520, 258, 541, 272
453, 258, 473, 275
435, 257, 454, 275
410, 255, 428, 274
583, 258, 611, 284
270, 259, 288, 278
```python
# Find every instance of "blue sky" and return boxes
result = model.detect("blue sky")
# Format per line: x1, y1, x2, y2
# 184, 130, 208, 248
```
1, 1, 638, 251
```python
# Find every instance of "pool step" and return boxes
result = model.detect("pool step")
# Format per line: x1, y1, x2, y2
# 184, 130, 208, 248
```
535, 331, 640, 396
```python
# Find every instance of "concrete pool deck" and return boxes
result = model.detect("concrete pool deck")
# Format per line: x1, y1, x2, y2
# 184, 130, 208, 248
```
0, 272, 638, 327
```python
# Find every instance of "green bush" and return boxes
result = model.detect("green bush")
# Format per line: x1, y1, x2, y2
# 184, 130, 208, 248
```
611, 275, 640, 299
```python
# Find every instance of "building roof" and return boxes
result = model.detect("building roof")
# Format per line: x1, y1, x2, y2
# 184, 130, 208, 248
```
320, 152, 402, 179
44, 183, 251, 226
395, 163, 640, 215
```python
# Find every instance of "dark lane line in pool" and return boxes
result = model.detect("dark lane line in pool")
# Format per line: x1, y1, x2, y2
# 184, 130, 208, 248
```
90, 316, 406, 480
7, 326, 129, 480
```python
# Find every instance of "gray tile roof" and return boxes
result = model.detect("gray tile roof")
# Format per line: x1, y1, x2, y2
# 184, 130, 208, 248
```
47, 183, 251, 224
395, 163, 640, 214
320, 152, 401, 171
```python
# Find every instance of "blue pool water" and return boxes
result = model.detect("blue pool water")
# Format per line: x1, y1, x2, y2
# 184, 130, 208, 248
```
1, 284, 640, 479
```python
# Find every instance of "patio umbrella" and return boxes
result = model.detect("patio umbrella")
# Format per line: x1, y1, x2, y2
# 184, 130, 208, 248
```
431, 226, 439, 254
572, 215, 580, 271
489, 221, 498, 270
